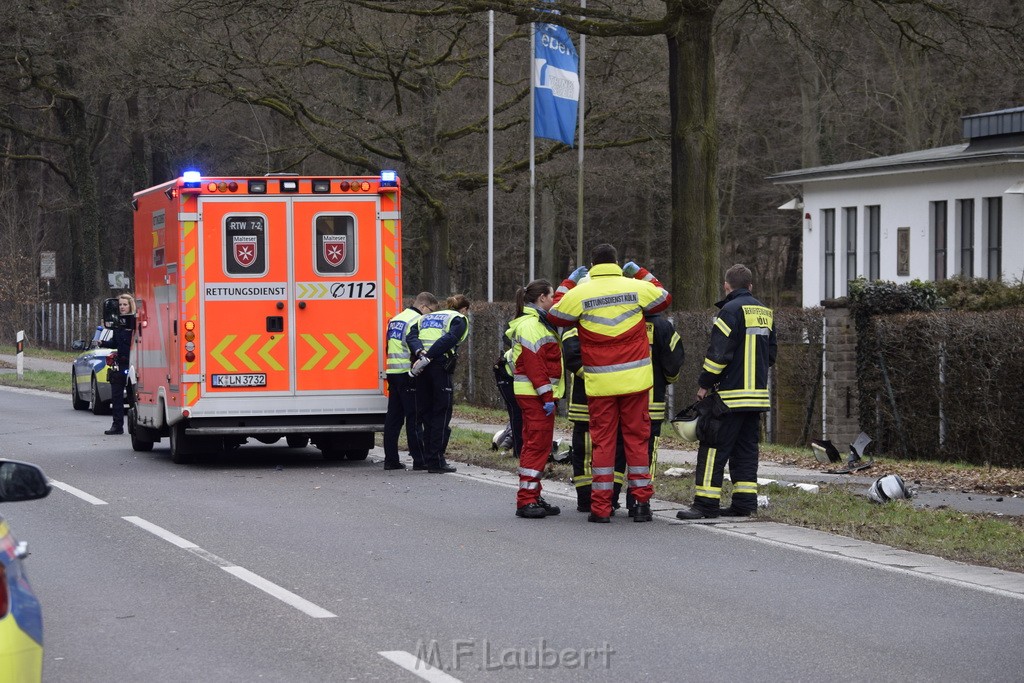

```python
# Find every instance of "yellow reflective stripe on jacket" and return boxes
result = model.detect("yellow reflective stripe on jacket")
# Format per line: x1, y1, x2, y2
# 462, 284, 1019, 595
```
509, 307, 564, 399
385, 308, 421, 374
417, 310, 467, 353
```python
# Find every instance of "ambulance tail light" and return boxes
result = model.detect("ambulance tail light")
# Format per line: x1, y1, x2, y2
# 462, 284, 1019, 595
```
184, 320, 197, 362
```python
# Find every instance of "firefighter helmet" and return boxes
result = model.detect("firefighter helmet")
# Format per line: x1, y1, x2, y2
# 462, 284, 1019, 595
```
670, 403, 701, 443
867, 474, 911, 503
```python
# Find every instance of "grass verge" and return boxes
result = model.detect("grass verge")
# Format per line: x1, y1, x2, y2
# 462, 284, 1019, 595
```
441, 423, 1024, 574
0, 344, 79, 363
0, 370, 71, 394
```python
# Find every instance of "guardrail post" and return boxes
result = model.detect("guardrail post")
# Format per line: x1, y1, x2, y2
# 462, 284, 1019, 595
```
16, 330, 25, 379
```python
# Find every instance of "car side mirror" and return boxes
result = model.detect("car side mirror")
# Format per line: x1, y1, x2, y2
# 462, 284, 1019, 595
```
102, 298, 120, 329
72, 339, 87, 351
0, 460, 51, 503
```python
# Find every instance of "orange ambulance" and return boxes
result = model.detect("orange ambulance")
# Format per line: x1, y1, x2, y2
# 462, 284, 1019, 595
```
128, 172, 403, 463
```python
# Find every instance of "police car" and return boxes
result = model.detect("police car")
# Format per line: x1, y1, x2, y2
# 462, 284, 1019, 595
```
0, 459, 50, 682
70, 326, 132, 415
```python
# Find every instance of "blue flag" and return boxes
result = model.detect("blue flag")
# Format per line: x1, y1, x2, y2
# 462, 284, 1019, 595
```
534, 19, 579, 146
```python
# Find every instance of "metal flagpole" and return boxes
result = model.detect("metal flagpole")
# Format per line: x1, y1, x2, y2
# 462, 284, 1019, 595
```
576, 0, 586, 267
488, 10, 494, 302
529, 21, 536, 282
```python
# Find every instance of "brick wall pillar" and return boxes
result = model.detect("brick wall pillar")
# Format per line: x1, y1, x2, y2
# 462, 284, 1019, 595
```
822, 299, 860, 448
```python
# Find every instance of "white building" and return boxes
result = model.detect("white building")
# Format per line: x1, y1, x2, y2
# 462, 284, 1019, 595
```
769, 107, 1024, 306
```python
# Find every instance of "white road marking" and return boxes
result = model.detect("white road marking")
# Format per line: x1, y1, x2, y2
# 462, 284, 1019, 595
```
123, 515, 197, 548
50, 480, 108, 505
222, 566, 337, 619
122, 516, 337, 618
378, 651, 464, 683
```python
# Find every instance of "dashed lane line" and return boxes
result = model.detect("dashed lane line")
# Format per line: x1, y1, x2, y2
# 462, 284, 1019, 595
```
378, 651, 464, 683
50, 480, 108, 505
122, 515, 337, 618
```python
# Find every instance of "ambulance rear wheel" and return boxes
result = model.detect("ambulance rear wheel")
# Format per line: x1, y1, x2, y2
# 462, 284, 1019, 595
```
344, 449, 369, 461
128, 406, 154, 452
286, 435, 309, 449
319, 447, 345, 461
169, 423, 195, 464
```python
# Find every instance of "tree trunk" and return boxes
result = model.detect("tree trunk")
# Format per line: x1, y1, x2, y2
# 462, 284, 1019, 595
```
666, 4, 721, 310
420, 204, 452, 296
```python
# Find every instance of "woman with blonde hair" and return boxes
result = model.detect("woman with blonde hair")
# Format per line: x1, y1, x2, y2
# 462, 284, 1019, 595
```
100, 293, 136, 435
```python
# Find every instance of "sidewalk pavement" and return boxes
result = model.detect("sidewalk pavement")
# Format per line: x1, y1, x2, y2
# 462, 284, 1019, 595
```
451, 418, 1024, 518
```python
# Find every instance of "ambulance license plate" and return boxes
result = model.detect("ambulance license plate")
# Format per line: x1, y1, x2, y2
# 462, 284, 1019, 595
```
212, 373, 267, 387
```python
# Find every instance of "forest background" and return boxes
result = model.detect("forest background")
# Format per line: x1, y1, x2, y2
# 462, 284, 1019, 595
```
1, 0, 1022, 311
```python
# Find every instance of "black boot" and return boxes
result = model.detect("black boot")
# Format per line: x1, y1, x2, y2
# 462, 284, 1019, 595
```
104, 424, 124, 435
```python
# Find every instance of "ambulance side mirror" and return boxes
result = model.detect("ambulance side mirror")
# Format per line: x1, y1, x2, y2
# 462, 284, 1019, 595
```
102, 298, 120, 328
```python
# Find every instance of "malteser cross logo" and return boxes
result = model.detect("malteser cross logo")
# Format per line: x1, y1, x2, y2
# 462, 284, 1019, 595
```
323, 235, 347, 267
233, 235, 258, 268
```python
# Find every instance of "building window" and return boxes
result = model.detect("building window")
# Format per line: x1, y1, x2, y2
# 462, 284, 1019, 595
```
823, 209, 835, 299
930, 201, 947, 280
866, 205, 880, 280
985, 197, 1002, 281
957, 199, 974, 277
843, 207, 857, 291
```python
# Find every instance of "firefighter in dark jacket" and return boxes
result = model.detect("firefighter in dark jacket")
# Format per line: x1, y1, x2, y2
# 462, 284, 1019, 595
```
677, 264, 777, 519
100, 293, 136, 435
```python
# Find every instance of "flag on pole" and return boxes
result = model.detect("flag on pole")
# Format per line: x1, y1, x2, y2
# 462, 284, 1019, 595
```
533, 17, 579, 146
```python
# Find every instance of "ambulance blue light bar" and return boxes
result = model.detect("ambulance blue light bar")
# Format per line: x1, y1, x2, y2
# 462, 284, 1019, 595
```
380, 170, 398, 187
182, 171, 202, 188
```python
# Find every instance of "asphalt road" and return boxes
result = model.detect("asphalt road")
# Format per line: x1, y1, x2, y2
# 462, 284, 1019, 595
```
4, 387, 1024, 682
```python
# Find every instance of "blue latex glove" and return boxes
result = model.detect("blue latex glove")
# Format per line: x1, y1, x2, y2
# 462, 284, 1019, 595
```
568, 266, 588, 283
622, 261, 641, 278
543, 401, 556, 416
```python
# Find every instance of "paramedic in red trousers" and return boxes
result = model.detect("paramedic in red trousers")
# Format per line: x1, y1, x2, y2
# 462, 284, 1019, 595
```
382, 291, 438, 470
505, 280, 564, 518
548, 244, 671, 523
677, 264, 777, 520
407, 294, 471, 474
625, 312, 685, 516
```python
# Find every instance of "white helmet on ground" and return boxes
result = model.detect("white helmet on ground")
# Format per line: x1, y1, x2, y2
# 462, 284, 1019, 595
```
867, 474, 911, 503
492, 424, 513, 451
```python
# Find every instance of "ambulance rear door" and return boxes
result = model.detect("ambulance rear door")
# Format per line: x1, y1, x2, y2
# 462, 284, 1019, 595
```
291, 195, 384, 395
198, 197, 293, 395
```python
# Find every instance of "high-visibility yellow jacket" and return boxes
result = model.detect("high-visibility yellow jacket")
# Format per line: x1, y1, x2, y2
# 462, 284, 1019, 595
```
548, 263, 671, 397
698, 288, 777, 411
384, 307, 425, 375
505, 305, 564, 402
408, 309, 469, 363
